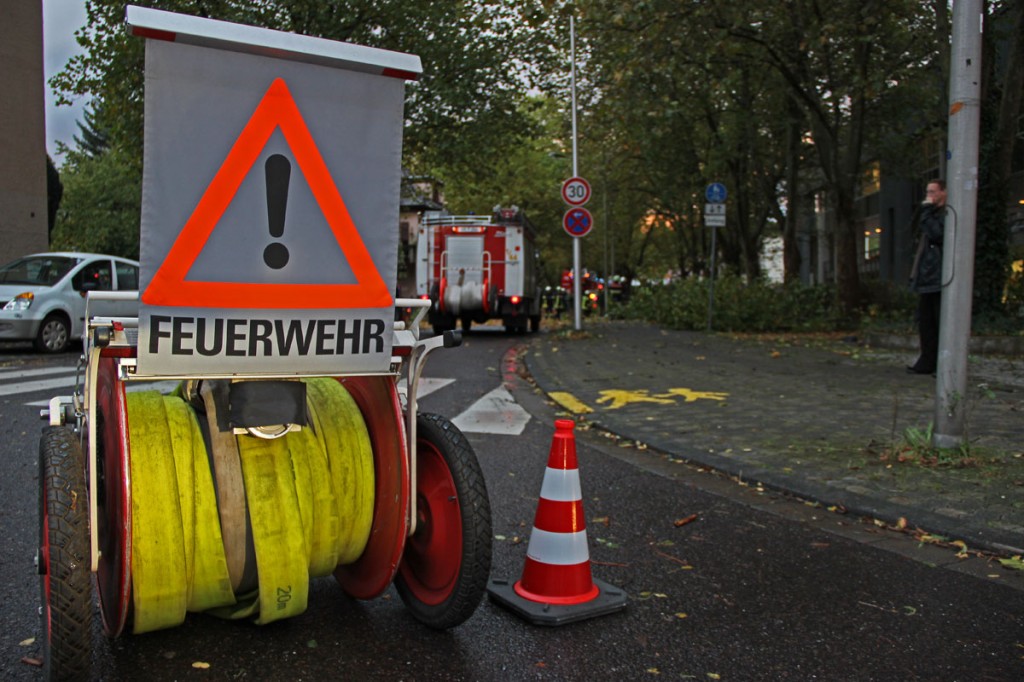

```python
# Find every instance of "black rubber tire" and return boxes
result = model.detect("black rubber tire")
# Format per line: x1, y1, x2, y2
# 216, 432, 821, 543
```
395, 413, 492, 629
34, 313, 71, 354
529, 314, 541, 333
431, 313, 457, 337
39, 426, 92, 680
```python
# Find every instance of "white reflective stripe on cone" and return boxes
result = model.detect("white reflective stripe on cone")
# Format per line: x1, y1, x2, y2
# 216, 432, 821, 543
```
539, 467, 582, 503
525, 528, 590, 565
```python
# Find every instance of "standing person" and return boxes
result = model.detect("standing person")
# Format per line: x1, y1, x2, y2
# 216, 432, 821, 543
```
907, 179, 947, 375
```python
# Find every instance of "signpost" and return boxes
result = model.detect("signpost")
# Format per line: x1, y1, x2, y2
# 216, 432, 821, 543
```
704, 184, 727, 331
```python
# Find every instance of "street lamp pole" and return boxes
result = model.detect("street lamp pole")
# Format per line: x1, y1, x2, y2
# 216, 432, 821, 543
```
570, 15, 582, 331
934, 0, 982, 448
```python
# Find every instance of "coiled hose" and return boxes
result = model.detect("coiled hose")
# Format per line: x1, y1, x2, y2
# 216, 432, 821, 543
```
126, 377, 374, 633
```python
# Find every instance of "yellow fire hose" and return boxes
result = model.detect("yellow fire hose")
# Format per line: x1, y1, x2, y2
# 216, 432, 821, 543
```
126, 378, 375, 633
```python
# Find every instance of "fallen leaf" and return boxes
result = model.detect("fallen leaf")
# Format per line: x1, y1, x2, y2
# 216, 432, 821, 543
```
895, 517, 908, 530
592, 516, 611, 527
21, 657, 43, 668
307, 640, 318, 649
810, 542, 830, 549
674, 514, 698, 527
192, 661, 211, 669
708, 674, 722, 680
494, 534, 507, 541
675, 612, 688, 619
998, 556, 1024, 571
647, 668, 661, 674
903, 606, 917, 616
951, 540, 969, 558
917, 533, 946, 545
19, 638, 35, 647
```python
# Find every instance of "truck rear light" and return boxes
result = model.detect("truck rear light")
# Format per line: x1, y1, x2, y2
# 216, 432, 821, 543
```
511, 295, 521, 304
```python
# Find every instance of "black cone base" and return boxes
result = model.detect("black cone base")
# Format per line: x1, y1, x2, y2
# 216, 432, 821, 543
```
486, 576, 627, 626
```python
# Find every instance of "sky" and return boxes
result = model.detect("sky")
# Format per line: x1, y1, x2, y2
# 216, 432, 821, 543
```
42, 0, 90, 162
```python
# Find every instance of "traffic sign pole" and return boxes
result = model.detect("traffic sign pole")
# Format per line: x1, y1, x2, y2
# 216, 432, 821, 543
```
704, 183, 726, 332
570, 16, 582, 331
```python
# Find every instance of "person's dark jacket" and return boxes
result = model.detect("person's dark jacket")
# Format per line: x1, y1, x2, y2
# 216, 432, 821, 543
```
911, 204, 944, 294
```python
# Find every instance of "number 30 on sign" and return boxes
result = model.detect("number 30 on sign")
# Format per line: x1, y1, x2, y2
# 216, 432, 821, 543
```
561, 176, 591, 206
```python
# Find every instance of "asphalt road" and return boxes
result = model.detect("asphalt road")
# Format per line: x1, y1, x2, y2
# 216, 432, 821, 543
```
1, 330, 1022, 681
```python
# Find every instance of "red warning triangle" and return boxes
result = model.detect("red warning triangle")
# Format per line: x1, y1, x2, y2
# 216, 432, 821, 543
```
141, 78, 392, 309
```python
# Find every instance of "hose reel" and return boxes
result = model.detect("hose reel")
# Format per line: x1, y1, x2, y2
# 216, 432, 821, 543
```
125, 377, 374, 633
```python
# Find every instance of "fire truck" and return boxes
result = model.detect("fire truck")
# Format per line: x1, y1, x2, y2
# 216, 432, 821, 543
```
416, 206, 541, 335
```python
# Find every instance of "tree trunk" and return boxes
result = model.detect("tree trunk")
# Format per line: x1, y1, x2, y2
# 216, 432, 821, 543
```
833, 189, 862, 316
783, 96, 803, 283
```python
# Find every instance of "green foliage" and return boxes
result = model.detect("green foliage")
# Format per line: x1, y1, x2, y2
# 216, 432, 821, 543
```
51, 146, 141, 258
1005, 260, 1024, 320
612, 275, 844, 333
46, 156, 63, 239
899, 423, 973, 467
49, 0, 565, 256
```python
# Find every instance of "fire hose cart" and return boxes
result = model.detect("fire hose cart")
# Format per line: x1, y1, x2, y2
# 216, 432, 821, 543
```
36, 7, 492, 680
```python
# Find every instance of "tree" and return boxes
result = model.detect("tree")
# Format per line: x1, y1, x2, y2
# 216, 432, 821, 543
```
975, 1, 1024, 320
574, 2, 792, 283
722, 0, 940, 315
50, 147, 141, 258
51, 0, 560, 192
46, 156, 63, 242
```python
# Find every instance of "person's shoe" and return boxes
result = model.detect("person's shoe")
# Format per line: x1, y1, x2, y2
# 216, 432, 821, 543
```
906, 365, 934, 375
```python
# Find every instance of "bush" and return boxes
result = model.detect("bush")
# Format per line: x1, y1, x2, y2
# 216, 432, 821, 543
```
610, 275, 845, 332
610, 274, 1024, 336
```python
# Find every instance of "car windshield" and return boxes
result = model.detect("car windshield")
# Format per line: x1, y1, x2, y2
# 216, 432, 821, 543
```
0, 255, 80, 286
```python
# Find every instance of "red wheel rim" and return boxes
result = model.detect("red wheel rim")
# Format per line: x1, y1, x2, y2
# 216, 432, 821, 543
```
94, 355, 132, 637
333, 376, 409, 599
397, 439, 463, 606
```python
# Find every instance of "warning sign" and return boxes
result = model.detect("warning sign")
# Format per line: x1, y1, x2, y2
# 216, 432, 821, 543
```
141, 78, 391, 310
131, 11, 420, 377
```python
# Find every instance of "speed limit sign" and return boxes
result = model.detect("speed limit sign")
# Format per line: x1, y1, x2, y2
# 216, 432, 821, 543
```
561, 176, 591, 206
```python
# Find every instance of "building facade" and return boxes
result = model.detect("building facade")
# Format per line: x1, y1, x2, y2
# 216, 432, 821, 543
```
0, 0, 49, 263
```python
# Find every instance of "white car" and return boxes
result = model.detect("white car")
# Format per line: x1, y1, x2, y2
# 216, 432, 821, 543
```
0, 252, 140, 353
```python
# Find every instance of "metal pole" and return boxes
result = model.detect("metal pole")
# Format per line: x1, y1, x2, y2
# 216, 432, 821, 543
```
570, 15, 582, 331
603, 164, 609, 314
707, 225, 717, 331
934, 0, 982, 448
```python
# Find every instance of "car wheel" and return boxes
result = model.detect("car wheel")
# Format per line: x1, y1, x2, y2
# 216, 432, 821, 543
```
34, 313, 71, 353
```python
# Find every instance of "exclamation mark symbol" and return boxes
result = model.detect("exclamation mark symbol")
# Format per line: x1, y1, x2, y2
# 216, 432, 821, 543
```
264, 154, 291, 269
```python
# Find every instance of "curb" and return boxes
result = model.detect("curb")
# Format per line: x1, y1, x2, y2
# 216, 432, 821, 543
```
526, 356, 1024, 559
865, 332, 1024, 356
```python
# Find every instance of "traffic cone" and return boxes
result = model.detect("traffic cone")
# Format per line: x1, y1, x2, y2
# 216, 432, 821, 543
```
487, 419, 626, 625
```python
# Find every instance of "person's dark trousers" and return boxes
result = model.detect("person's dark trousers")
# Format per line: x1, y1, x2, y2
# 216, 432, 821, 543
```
913, 291, 941, 373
